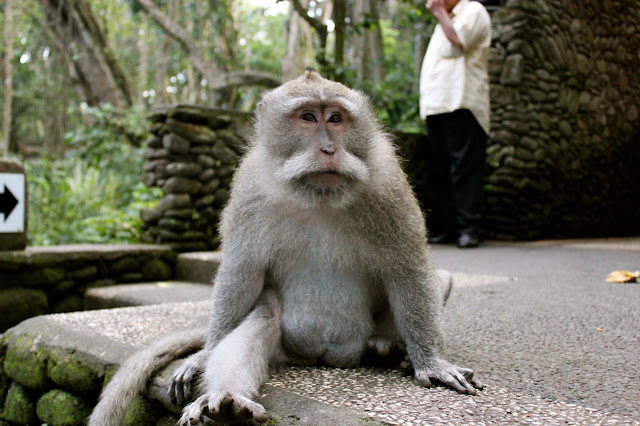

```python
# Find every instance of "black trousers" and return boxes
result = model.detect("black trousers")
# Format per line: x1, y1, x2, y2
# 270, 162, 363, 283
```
426, 109, 487, 236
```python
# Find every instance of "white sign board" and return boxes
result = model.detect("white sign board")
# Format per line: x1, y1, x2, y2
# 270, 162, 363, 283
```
0, 173, 25, 233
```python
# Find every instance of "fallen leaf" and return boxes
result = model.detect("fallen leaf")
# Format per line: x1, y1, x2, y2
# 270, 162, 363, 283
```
606, 270, 640, 283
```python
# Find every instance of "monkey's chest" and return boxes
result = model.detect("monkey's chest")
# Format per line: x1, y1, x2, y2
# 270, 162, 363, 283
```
276, 265, 377, 367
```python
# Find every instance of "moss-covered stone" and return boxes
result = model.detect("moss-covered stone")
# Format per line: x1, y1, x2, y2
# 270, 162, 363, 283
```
36, 389, 91, 426
156, 415, 180, 426
68, 265, 98, 281
18, 267, 66, 287
0, 288, 49, 332
142, 259, 173, 281
3, 334, 50, 391
47, 349, 102, 395
85, 278, 117, 289
110, 257, 141, 274
51, 294, 84, 314
0, 382, 37, 425
124, 396, 164, 426
0, 345, 8, 408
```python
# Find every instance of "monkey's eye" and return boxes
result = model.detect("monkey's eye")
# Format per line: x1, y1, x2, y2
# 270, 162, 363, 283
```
301, 113, 317, 122
328, 113, 342, 123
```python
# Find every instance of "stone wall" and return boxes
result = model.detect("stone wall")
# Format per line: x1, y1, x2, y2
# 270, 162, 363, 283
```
140, 105, 251, 251
485, 0, 640, 239
142, 2, 640, 244
0, 245, 175, 331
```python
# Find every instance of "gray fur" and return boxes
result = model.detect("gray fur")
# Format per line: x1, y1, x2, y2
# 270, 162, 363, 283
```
89, 70, 482, 426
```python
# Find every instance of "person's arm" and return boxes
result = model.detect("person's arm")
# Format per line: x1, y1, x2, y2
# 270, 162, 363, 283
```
426, 0, 463, 51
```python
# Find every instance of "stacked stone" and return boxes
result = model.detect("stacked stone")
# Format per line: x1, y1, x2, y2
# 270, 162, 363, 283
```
0, 245, 175, 331
484, 0, 640, 240
141, 105, 252, 252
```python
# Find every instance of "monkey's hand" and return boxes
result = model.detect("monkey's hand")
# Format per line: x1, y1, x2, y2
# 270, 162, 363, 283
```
414, 359, 484, 395
179, 392, 268, 425
169, 351, 206, 406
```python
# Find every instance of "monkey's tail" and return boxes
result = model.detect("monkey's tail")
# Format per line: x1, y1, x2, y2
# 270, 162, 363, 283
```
88, 327, 207, 426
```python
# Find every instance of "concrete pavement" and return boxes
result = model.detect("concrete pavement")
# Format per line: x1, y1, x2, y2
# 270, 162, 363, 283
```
1, 238, 638, 425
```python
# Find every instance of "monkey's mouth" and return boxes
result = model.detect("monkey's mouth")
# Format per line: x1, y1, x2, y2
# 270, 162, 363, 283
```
307, 170, 343, 186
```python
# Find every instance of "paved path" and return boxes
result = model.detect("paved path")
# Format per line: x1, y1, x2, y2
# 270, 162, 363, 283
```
427, 238, 640, 423
3, 238, 638, 425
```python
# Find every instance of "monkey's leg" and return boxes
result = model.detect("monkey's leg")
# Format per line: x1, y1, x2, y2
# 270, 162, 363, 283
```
178, 288, 281, 426
367, 268, 453, 358
388, 268, 483, 394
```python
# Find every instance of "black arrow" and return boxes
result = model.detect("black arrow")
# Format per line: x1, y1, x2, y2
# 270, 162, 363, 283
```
0, 184, 19, 221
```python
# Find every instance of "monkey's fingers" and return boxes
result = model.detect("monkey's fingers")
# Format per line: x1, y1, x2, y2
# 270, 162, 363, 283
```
457, 366, 485, 390
169, 362, 198, 406
415, 365, 481, 395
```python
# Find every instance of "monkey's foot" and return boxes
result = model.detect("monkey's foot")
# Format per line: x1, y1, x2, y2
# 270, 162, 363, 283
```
366, 336, 405, 357
415, 360, 484, 395
169, 352, 205, 406
179, 392, 268, 425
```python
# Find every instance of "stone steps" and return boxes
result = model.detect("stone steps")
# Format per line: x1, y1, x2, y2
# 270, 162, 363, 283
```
3, 296, 635, 425
0, 303, 376, 425
83, 251, 222, 310
174, 251, 222, 284
84, 281, 212, 310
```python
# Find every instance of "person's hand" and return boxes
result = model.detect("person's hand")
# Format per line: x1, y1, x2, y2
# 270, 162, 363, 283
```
426, 0, 448, 16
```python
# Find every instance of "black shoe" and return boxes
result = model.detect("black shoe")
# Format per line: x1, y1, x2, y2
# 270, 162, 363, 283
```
457, 233, 480, 248
429, 232, 457, 244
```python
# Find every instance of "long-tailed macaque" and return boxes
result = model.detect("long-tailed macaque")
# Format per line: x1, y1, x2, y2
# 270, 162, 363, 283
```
89, 70, 482, 426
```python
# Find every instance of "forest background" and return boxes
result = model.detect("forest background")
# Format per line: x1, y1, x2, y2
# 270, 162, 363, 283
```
0, 0, 437, 246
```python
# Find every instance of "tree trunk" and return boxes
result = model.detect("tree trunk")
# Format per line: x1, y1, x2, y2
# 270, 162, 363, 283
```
333, 0, 345, 82
138, 15, 150, 104
135, 0, 280, 92
37, 0, 133, 107
283, 0, 312, 81
353, 0, 385, 85
1, 0, 15, 156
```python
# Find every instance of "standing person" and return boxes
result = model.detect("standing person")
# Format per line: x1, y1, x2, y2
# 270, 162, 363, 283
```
420, 0, 491, 248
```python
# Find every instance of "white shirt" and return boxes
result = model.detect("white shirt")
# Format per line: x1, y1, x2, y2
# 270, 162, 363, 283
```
419, 0, 492, 135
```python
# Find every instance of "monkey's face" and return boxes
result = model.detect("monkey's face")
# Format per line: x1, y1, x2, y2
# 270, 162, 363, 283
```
254, 72, 375, 208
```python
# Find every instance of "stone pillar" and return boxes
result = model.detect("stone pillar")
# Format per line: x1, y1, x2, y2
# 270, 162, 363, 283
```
140, 105, 253, 252
0, 159, 28, 250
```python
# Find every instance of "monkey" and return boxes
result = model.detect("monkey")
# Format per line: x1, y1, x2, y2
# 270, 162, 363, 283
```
89, 70, 482, 426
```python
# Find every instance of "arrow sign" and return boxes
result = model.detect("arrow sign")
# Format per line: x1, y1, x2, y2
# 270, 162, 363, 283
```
0, 173, 25, 232
0, 184, 18, 220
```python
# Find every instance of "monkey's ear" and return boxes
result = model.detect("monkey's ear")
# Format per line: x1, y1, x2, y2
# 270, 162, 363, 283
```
304, 68, 321, 80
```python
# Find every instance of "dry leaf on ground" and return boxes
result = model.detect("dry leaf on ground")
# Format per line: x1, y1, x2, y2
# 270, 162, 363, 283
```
606, 270, 640, 283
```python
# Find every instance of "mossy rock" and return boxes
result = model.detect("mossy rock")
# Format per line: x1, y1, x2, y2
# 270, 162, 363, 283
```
0, 382, 37, 425
51, 294, 84, 314
142, 259, 173, 281
46, 348, 102, 395
3, 334, 50, 391
36, 389, 91, 426
110, 257, 141, 274
124, 396, 165, 426
0, 288, 48, 332
156, 414, 180, 426
0, 345, 9, 408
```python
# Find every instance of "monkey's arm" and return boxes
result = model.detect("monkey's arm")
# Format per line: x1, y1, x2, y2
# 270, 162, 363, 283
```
386, 268, 483, 394
169, 246, 267, 404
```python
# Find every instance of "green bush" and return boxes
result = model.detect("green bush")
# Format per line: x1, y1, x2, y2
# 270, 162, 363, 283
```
25, 105, 161, 246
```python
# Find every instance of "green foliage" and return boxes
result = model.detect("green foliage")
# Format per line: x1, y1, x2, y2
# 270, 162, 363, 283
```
25, 105, 161, 246
354, 19, 425, 133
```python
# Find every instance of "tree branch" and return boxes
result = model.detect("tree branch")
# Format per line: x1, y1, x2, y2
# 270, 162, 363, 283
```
135, 0, 281, 91
289, 0, 327, 43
